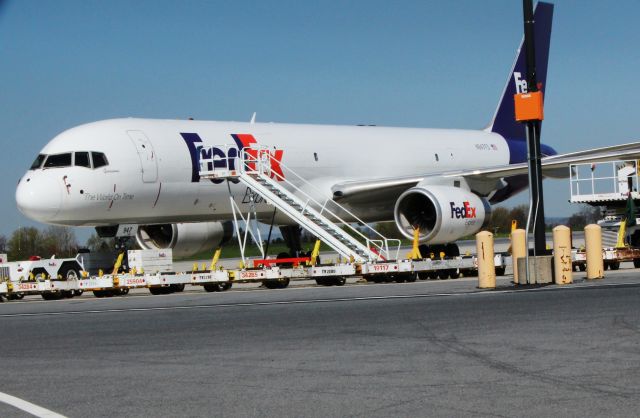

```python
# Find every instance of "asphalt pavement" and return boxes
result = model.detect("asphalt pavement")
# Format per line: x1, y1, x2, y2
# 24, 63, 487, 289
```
0, 266, 639, 417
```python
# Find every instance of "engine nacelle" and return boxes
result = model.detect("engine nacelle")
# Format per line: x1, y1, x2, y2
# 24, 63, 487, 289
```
394, 186, 490, 243
136, 221, 234, 258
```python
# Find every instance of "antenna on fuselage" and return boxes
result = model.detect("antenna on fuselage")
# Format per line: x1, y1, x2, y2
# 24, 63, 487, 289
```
250, 112, 256, 124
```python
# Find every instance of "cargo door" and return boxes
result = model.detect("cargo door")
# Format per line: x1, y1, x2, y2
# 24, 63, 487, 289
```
127, 130, 158, 183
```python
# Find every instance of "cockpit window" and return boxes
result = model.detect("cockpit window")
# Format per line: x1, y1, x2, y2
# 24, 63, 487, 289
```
74, 152, 91, 168
30, 154, 46, 170
44, 153, 72, 168
92, 152, 108, 168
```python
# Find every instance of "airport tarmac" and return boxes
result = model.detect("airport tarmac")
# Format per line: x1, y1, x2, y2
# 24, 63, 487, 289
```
0, 265, 638, 417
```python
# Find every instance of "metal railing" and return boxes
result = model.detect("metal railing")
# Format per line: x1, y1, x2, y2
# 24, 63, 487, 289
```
199, 144, 401, 261
570, 160, 640, 202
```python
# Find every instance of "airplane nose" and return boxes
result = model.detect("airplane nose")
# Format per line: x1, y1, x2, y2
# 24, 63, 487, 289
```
16, 175, 62, 222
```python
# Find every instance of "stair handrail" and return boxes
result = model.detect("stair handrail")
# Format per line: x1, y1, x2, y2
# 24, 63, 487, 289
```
240, 145, 401, 261
198, 144, 400, 261
238, 146, 401, 258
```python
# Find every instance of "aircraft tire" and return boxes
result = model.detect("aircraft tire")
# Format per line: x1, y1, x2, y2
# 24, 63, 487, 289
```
276, 252, 294, 268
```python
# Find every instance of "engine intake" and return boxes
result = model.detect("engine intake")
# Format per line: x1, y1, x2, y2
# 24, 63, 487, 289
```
394, 185, 490, 243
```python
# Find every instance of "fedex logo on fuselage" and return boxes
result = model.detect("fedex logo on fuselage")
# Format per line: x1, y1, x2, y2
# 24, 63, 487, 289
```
181, 133, 284, 184
450, 201, 476, 219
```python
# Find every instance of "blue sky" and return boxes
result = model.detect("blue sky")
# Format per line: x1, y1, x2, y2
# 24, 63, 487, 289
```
1, 0, 639, 242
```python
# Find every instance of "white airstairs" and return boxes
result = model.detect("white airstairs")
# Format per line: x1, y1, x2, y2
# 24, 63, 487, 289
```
198, 145, 400, 263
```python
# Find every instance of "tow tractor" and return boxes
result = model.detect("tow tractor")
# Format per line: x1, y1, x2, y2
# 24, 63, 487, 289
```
0, 254, 85, 300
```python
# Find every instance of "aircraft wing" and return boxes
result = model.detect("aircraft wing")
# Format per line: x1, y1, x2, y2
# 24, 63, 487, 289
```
332, 142, 640, 204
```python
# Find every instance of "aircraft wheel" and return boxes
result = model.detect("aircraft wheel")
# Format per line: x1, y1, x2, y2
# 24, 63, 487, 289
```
276, 252, 293, 268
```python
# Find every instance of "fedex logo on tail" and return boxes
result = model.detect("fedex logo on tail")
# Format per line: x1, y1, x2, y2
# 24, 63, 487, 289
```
450, 201, 476, 219
513, 72, 528, 94
181, 133, 284, 184
514, 72, 544, 95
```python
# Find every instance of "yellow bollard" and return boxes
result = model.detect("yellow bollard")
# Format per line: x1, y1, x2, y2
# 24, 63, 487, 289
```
585, 224, 604, 279
553, 225, 572, 285
511, 229, 526, 284
476, 231, 496, 289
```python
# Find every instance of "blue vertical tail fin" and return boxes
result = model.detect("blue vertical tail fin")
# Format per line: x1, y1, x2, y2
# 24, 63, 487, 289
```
488, 2, 554, 154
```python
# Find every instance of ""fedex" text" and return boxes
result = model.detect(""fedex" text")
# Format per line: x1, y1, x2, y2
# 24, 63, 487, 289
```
450, 201, 477, 219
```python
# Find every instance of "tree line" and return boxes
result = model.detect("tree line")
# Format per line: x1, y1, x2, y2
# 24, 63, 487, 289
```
0, 226, 78, 261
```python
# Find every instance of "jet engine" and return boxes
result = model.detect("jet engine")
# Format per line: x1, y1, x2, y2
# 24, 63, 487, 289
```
136, 221, 234, 258
394, 185, 490, 243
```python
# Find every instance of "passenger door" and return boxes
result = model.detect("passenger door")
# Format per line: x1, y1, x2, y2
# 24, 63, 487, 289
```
127, 130, 158, 183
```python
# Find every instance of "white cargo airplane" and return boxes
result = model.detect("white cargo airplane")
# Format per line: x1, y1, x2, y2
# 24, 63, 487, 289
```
14, 2, 640, 259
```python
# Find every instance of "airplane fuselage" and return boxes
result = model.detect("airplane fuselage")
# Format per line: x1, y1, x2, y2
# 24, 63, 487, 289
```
16, 118, 511, 227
